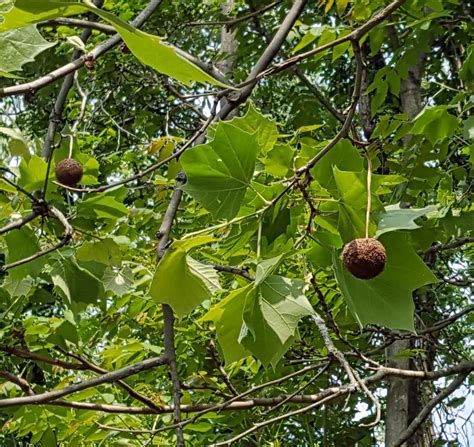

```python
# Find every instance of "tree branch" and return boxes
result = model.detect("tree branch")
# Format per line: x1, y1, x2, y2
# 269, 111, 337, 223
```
218, 0, 309, 119
0, 371, 34, 396
39, 18, 115, 34
156, 174, 187, 446
0, 0, 164, 98
0, 356, 167, 408
1, 207, 73, 271
393, 373, 470, 447
0, 212, 38, 236
186, 0, 283, 27
57, 348, 164, 412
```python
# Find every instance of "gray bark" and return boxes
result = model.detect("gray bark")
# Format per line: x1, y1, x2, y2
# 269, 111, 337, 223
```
385, 29, 430, 447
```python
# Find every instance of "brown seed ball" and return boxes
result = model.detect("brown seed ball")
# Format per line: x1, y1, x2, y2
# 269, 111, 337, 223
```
342, 238, 386, 280
55, 158, 83, 187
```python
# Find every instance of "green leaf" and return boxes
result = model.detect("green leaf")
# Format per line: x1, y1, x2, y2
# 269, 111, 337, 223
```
332, 168, 381, 241
41, 428, 57, 447
77, 194, 128, 220
149, 239, 221, 317
103, 266, 133, 297
0, 126, 30, 160
0, 0, 227, 87
411, 106, 458, 144
336, 0, 350, 15
0, 26, 55, 73
311, 139, 364, 192
376, 204, 439, 236
334, 232, 437, 331
5, 228, 44, 280
261, 143, 294, 177
463, 116, 474, 141
76, 238, 122, 266
214, 103, 279, 153
18, 154, 50, 191
240, 275, 314, 367
51, 258, 105, 306
181, 122, 260, 219
201, 286, 252, 364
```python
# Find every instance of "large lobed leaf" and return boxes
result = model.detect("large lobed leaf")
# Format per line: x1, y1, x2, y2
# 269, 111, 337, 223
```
334, 232, 437, 331
181, 122, 261, 219
149, 237, 221, 318
203, 257, 314, 367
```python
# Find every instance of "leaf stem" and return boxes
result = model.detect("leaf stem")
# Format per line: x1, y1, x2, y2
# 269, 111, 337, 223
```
365, 154, 372, 239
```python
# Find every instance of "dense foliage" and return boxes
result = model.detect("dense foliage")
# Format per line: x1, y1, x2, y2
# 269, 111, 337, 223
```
0, 0, 472, 445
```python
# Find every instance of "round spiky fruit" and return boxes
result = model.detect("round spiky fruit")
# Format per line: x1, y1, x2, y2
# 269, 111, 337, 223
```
342, 238, 386, 280
55, 158, 83, 187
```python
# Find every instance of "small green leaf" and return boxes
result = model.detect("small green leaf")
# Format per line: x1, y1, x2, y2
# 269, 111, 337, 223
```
77, 194, 128, 220
0, 126, 30, 160
463, 116, 474, 141
76, 238, 122, 266
219, 103, 279, 153
311, 139, 363, 192
201, 286, 251, 364
261, 143, 294, 177
5, 228, 44, 280
18, 154, 50, 191
103, 266, 133, 297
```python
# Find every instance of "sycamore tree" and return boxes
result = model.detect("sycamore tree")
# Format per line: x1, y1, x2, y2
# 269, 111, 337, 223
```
0, 0, 472, 445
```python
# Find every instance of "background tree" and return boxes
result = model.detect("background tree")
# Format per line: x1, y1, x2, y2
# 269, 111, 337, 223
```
0, 0, 472, 446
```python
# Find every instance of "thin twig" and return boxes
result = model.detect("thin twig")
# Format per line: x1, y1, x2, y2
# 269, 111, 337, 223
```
208, 340, 239, 396
186, 1, 283, 27
1, 207, 73, 271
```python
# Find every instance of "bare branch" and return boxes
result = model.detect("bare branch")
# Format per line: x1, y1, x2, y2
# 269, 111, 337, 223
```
57, 348, 164, 412
39, 18, 115, 34
393, 373, 470, 447
0, 371, 34, 396
213, 264, 254, 281
0, 356, 167, 408
218, 0, 309, 119
156, 175, 187, 446
0, 345, 86, 371
7, 362, 471, 417
0, 212, 38, 236
208, 340, 239, 396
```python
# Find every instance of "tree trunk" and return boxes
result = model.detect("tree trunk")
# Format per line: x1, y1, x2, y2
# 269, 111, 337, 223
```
384, 38, 431, 447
